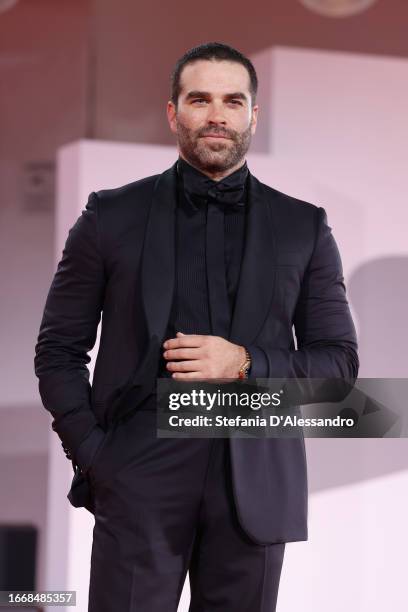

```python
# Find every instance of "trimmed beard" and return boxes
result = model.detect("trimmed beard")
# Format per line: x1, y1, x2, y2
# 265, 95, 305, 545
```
176, 117, 252, 175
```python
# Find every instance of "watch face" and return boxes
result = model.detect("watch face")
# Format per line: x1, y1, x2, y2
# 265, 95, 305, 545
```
299, 0, 377, 17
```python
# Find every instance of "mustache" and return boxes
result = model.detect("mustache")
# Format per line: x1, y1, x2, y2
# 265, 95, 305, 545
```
197, 128, 236, 140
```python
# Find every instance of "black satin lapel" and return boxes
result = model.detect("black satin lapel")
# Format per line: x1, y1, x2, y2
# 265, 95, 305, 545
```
229, 174, 277, 346
141, 162, 178, 343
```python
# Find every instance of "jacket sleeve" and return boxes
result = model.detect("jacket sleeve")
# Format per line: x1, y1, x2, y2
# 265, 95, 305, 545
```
34, 191, 107, 467
258, 207, 359, 381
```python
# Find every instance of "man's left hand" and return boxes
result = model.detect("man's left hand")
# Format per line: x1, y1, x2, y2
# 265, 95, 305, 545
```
163, 332, 246, 380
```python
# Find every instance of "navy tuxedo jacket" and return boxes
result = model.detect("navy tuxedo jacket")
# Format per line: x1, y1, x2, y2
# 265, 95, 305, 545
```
34, 161, 359, 544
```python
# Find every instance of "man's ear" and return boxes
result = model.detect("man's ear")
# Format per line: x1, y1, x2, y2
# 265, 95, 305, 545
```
167, 100, 178, 135
250, 104, 259, 135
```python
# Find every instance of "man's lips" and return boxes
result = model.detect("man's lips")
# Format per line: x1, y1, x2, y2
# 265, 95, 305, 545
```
201, 134, 231, 139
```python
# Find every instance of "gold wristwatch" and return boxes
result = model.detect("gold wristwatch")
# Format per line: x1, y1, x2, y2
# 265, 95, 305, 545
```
238, 347, 251, 379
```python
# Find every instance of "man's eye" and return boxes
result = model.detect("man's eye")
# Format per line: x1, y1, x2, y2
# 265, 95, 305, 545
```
192, 99, 207, 104
229, 100, 243, 106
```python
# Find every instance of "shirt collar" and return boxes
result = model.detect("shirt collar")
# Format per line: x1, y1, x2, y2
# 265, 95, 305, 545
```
177, 156, 249, 211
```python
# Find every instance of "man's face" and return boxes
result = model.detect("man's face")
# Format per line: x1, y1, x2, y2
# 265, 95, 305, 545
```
167, 59, 258, 176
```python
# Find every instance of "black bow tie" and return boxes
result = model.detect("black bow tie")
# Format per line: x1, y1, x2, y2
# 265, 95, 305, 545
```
177, 157, 248, 211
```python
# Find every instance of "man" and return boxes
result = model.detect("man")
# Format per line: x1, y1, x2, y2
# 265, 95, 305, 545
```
34, 42, 359, 611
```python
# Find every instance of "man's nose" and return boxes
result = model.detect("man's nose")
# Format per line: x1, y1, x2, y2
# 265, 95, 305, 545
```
206, 102, 227, 124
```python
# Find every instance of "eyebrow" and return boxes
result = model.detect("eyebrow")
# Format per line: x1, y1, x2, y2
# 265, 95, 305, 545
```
185, 90, 248, 102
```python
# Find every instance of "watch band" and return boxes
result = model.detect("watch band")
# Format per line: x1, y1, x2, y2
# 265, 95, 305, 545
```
238, 347, 251, 379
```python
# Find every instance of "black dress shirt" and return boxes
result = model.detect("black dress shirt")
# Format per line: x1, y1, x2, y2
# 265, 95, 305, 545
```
156, 156, 267, 380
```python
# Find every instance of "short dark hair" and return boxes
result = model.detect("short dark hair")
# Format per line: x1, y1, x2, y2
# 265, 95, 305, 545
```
170, 42, 258, 108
